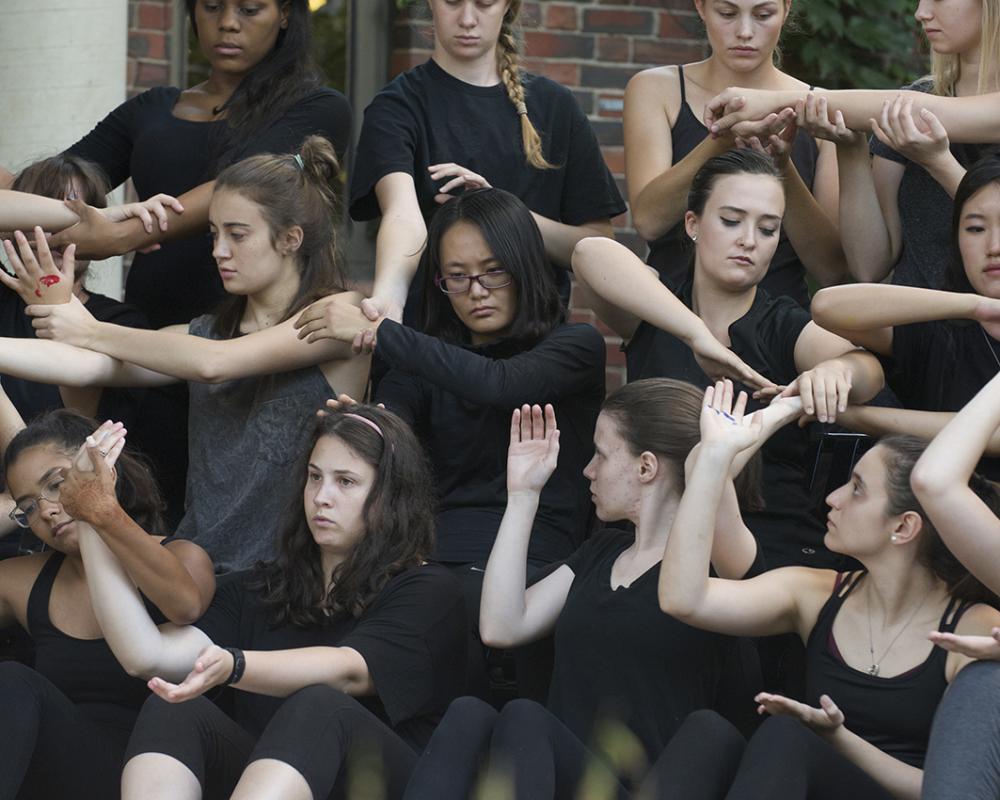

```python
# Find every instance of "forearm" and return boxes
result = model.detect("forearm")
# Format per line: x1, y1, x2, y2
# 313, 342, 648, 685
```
111, 182, 212, 253
0, 337, 144, 388
480, 492, 538, 648
0, 190, 79, 231
235, 646, 372, 698
824, 726, 923, 800
708, 479, 759, 579
811, 285, 977, 334
532, 214, 614, 270
87, 505, 209, 624
922, 152, 966, 198
572, 236, 708, 343
837, 141, 896, 282
77, 526, 205, 679
779, 158, 847, 287
0, 383, 25, 452
631, 136, 731, 241
372, 213, 427, 312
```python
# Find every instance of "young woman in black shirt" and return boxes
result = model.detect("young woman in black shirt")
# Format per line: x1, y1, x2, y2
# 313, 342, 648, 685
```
653, 382, 1000, 800
574, 149, 884, 570
296, 188, 605, 609
403, 380, 790, 799
0, 405, 215, 799
811, 156, 1000, 479
348, 0, 624, 324
78, 403, 466, 800
625, 0, 846, 304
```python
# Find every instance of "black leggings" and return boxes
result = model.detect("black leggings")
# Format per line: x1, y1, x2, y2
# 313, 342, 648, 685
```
125, 684, 418, 800
648, 710, 894, 800
404, 697, 630, 800
0, 660, 134, 799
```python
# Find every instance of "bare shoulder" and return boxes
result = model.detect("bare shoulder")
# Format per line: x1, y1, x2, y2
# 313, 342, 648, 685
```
954, 601, 1000, 635
627, 65, 683, 120
771, 566, 839, 629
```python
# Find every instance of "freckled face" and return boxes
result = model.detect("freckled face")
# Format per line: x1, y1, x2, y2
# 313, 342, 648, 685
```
582, 412, 643, 522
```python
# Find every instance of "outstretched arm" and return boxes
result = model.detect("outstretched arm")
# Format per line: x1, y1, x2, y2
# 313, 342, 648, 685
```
838, 405, 1000, 457
0, 336, 175, 388
480, 404, 575, 649
0, 190, 80, 231
911, 371, 1000, 595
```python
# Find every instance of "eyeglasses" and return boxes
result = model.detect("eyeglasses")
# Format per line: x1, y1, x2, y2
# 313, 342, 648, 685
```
8, 475, 64, 529
434, 268, 512, 294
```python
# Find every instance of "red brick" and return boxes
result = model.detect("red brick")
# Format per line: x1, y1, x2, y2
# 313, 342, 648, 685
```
522, 2, 542, 27
136, 61, 169, 86
137, 1, 169, 30
597, 35, 630, 62
659, 11, 700, 39
521, 59, 580, 87
583, 9, 654, 35
606, 340, 626, 366
524, 31, 594, 59
390, 50, 430, 78
130, 31, 166, 60
602, 145, 625, 174
544, 4, 579, 31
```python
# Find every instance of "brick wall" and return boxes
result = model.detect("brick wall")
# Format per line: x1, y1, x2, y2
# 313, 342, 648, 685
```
392, 1, 706, 389
128, 0, 178, 98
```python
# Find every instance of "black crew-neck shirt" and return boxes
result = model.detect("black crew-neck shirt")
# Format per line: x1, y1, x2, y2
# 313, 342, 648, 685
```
375, 319, 605, 565
192, 564, 466, 752
349, 59, 626, 316
626, 281, 837, 569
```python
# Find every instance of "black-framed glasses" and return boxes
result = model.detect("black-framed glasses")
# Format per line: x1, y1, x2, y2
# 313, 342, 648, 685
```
8, 475, 63, 529
434, 268, 512, 294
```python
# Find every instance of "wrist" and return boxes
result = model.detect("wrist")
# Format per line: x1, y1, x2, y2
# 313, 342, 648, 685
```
506, 489, 543, 506
223, 647, 246, 686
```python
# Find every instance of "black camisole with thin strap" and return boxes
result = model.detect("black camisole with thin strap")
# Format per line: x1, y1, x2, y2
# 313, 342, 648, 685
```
27, 552, 152, 730
646, 65, 818, 306
804, 571, 970, 768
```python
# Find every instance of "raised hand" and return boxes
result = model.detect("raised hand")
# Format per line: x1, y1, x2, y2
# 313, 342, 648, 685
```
929, 627, 1000, 661
428, 163, 493, 205
0, 226, 75, 305
25, 294, 98, 347
689, 329, 777, 393
506, 404, 560, 496
699, 380, 763, 453
61, 421, 127, 526
754, 691, 845, 733
148, 644, 235, 703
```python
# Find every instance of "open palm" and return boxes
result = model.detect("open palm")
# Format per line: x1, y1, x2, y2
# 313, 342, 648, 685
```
506, 404, 560, 495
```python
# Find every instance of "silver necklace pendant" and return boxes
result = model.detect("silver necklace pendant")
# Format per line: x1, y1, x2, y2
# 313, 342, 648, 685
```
867, 663, 880, 677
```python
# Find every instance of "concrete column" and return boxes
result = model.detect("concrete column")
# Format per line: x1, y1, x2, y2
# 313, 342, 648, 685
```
0, 0, 129, 298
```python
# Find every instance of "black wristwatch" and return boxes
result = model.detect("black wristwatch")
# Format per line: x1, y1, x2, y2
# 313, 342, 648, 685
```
223, 647, 246, 686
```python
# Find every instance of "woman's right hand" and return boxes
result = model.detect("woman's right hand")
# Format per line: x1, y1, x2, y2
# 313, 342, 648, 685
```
871, 95, 951, 168
689, 328, 777, 393
101, 193, 184, 236
797, 95, 866, 146
0, 226, 75, 305
60, 421, 127, 527
506, 404, 560, 497
929, 628, 1000, 661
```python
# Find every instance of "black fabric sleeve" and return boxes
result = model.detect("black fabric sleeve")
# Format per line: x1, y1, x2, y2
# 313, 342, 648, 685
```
556, 88, 627, 225
375, 321, 606, 408
373, 367, 427, 428
237, 88, 353, 164
191, 571, 248, 648
349, 92, 420, 221
64, 87, 176, 189
339, 566, 466, 726
756, 299, 812, 382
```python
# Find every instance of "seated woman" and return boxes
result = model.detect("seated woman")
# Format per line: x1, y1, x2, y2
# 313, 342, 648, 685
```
78, 402, 467, 800
0, 136, 368, 571
573, 149, 884, 570
403, 379, 793, 799
0, 400, 214, 798
295, 188, 605, 638
811, 155, 1000, 479
652, 381, 1000, 800
908, 370, 1000, 799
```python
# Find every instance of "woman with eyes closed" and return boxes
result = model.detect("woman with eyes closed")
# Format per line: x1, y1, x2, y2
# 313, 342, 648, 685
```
574, 149, 884, 573
625, 0, 847, 307
294, 187, 605, 670
0, 137, 369, 573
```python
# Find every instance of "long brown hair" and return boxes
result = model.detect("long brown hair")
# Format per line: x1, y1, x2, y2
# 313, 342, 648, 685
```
251, 405, 435, 627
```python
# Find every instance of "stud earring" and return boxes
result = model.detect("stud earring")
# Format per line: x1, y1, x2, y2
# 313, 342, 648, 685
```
691, 234, 698, 242
890, 534, 899, 543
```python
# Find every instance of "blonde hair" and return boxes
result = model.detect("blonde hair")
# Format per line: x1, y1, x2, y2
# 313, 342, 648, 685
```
497, 0, 556, 170
929, 0, 1000, 96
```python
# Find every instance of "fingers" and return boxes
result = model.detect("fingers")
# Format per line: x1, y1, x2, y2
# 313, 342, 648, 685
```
544, 403, 558, 440
510, 407, 521, 445
818, 694, 844, 725
59, 244, 76, 279
360, 297, 383, 323
921, 108, 948, 141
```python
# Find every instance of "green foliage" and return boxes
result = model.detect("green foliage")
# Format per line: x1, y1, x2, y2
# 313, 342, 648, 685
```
780, 0, 928, 89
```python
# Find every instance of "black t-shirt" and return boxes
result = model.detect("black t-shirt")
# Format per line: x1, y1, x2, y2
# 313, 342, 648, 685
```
888, 318, 1000, 479
546, 530, 751, 760
349, 59, 626, 316
192, 563, 466, 752
0, 286, 148, 427
66, 86, 352, 328
375, 320, 605, 565
870, 79, 997, 290
626, 281, 837, 569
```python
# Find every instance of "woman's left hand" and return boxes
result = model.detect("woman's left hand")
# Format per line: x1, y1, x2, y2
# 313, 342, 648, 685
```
100, 193, 184, 236
699, 379, 763, 454
776, 359, 853, 425
60, 421, 127, 526
428, 163, 492, 204
755, 691, 845, 734
25, 294, 99, 347
148, 644, 235, 703
871, 95, 951, 169
930, 628, 1000, 661
0, 227, 75, 305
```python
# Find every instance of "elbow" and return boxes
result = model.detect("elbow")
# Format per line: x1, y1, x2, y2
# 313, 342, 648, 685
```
809, 287, 837, 328
163, 599, 204, 627
192, 352, 231, 384
909, 462, 943, 502
479, 617, 518, 650
631, 207, 660, 243
571, 236, 608, 277
658, 589, 696, 622
121, 653, 159, 680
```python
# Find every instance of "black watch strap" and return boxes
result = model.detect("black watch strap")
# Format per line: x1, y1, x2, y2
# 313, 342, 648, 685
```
223, 647, 246, 686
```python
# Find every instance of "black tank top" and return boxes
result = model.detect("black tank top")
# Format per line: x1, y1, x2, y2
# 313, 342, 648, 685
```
646, 65, 818, 307
804, 571, 969, 768
27, 552, 151, 729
